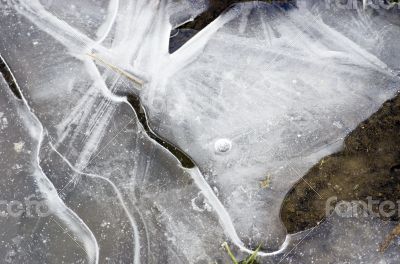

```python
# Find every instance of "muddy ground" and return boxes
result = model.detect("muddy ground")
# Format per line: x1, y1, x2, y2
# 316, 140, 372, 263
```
280, 93, 400, 233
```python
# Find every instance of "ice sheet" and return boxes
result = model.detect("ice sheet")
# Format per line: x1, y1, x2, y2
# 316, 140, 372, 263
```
0, 0, 400, 263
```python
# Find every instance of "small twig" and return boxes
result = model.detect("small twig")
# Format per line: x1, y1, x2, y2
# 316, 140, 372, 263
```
379, 223, 400, 253
86, 53, 145, 87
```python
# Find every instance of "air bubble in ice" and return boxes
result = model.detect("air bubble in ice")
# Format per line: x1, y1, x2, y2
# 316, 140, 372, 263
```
214, 138, 232, 153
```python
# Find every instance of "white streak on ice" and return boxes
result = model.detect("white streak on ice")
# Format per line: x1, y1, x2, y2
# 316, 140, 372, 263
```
167, 8, 238, 77
188, 167, 291, 256
0, 54, 100, 264
8, 0, 295, 257
49, 142, 142, 264
10, 0, 399, 260
12, 0, 98, 52
95, 0, 120, 44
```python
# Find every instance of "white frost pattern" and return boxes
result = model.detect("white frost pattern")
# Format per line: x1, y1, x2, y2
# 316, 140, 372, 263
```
0, 55, 100, 263
1, 0, 400, 262
7, 0, 285, 258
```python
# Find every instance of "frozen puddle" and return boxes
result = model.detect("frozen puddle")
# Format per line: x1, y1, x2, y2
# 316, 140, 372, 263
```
0, 0, 400, 263
0, 59, 98, 263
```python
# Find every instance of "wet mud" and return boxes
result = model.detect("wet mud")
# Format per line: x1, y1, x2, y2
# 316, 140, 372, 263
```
281, 92, 400, 233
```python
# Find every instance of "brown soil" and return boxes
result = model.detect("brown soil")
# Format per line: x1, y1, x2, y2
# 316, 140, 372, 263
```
280, 93, 400, 235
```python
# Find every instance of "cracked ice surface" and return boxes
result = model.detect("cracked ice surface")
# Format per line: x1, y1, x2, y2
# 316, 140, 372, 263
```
0, 0, 229, 263
0, 67, 98, 263
155, 0, 400, 250
0, 0, 400, 263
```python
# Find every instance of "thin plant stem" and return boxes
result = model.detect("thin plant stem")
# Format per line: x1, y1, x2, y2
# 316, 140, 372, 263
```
222, 242, 238, 264
86, 53, 145, 87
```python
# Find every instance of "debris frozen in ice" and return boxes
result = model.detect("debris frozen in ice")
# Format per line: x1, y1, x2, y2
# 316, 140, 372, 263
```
13, 141, 25, 153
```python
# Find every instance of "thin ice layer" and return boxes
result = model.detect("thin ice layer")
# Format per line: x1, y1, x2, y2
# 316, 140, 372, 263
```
151, 2, 400, 249
0, 1, 232, 263
278, 214, 400, 264
0, 69, 97, 263
1, 0, 400, 262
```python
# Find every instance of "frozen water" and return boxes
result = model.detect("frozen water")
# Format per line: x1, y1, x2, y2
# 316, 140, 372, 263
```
0, 0, 399, 263
0, 63, 97, 263
154, 0, 400, 251
0, 1, 230, 262
277, 214, 400, 264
